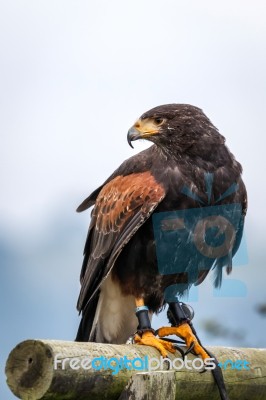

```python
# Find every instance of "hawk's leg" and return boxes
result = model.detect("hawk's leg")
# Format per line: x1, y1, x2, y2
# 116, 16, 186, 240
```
157, 301, 209, 360
133, 298, 176, 358
158, 301, 229, 400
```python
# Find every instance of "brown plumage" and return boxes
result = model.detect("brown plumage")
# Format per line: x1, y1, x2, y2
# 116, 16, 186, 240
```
75, 104, 247, 344
77, 172, 165, 313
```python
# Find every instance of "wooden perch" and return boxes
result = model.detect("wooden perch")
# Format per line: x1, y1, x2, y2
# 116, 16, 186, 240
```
5, 339, 266, 400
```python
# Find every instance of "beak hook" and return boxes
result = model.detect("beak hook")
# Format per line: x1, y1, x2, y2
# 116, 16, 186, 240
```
127, 127, 141, 149
127, 135, 134, 149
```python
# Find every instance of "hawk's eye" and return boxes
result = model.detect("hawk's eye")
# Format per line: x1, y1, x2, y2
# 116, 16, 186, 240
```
154, 117, 164, 125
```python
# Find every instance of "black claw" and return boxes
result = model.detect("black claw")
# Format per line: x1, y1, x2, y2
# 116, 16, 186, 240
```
159, 337, 185, 345
172, 345, 185, 359
155, 334, 186, 359
184, 341, 195, 356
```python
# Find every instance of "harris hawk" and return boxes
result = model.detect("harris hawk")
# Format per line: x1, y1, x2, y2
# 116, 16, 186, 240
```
76, 104, 247, 399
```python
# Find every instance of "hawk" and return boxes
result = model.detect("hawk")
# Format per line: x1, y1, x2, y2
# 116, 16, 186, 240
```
76, 104, 247, 399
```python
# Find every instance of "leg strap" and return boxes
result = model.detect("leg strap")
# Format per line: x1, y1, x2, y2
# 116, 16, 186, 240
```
135, 305, 155, 335
168, 301, 193, 325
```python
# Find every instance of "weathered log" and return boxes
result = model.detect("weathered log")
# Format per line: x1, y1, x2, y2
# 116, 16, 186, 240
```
5, 339, 266, 400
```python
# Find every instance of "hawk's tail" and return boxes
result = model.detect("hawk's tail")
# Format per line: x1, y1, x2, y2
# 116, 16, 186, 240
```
75, 292, 99, 342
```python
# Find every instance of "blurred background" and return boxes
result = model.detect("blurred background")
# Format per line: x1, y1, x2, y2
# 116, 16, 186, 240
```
1, 1, 266, 398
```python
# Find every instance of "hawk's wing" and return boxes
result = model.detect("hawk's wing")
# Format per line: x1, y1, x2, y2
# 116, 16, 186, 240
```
77, 171, 165, 312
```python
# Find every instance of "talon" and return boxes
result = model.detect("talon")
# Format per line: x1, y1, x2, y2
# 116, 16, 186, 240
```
134, 330, 176, 358
172, 345, 185, 359
184, 341, 195, 356
158, 336, 186, 359
157, 323, 209, 361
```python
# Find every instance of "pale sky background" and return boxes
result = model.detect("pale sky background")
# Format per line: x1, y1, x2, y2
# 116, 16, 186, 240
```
1, 1, 266, 398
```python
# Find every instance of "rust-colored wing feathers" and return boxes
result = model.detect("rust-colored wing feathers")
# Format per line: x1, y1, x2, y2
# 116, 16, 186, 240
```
77, 172, 165, 311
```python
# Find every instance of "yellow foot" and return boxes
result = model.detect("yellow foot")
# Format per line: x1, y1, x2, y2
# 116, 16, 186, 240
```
157, 323, 209, 360
134, 331, 176, 358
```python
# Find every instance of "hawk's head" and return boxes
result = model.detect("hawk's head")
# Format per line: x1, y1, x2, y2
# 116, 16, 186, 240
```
127, 104, 224, 153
